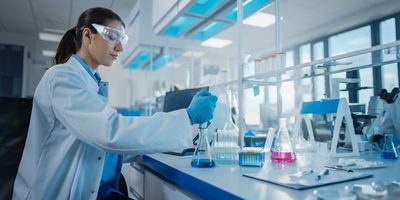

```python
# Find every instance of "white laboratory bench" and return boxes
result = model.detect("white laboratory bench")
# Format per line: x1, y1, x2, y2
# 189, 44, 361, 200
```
122, 151, 400, 200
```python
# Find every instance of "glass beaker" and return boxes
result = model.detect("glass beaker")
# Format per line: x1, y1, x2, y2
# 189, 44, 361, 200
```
381, 134, 398, 159
271, 118, 296, 163
191, 123, 215, 168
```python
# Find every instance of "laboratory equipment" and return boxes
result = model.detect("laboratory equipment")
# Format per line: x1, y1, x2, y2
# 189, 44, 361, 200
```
353, 182, 388, 199
381, 134, 398, 159
316, 169, 330, 181
263, 128, 276, 152
289, 169, 314, 178
244, 130, 266, 147
313, 187, 356, 200
191, 122, 215, 168
379, 88, 399, 104
238, 147, 265, 167
270, 118, 296, 163
211, 129, 240, 165
210, 88, 240, 165
296, 98, 359, 157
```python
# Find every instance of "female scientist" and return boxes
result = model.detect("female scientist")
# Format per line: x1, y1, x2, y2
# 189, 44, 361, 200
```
13, 7, 217, 200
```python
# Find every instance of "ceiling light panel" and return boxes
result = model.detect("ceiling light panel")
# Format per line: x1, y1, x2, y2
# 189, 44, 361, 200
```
243, 12, 275, 28
39, 32, 63, 42
201, 37, 232, 48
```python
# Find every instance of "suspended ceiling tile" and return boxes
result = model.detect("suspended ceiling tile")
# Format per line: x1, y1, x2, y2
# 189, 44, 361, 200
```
110, 0, 138, 22
69, 0, 113, 27
0, 0, 37, 34
32, 0, 71, 33
0, 21, 6, 32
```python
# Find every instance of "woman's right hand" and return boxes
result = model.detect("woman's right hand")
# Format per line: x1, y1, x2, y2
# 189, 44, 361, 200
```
186, 90, 218, 124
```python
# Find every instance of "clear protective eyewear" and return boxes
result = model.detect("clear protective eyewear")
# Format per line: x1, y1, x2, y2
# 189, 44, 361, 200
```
91, 23, 128, 47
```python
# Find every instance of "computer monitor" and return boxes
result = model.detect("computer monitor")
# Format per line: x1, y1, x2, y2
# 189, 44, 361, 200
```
0, 97, 32, 200
162, 87, 208, 156
163, 87, 209, 112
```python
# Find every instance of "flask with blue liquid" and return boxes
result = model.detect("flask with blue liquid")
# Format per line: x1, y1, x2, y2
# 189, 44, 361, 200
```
381, 134, 398, 159
191, 122, 215, 168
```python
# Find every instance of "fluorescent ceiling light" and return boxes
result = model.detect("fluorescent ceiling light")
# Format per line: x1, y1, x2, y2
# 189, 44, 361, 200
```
183, 51, 205, 58
43, 28, 65, 34
167, 63, 182, 68
243, 12, 275, 28
42, 50, 56, 57
39, 32, 63, 42
201, 37, 232, 48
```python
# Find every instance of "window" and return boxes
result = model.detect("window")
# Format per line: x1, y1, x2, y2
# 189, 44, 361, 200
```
244, 87, 265, 125
380, 18, 398, 89
286, 51, 294, 67
281, 50, 295, 113
313, 42, 326, 100
329, 26, 372, 102
359, 68, 374, 104
299, 44, 312, 101
281, 81, 295, 113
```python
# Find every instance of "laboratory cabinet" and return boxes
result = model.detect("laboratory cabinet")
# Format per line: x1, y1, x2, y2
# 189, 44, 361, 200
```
124, 152, 400, 200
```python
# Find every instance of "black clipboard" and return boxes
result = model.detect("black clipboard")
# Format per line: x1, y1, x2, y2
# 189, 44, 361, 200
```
243, 170, 373, 190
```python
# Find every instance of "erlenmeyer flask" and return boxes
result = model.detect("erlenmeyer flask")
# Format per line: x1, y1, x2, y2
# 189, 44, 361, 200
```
381, 134, 398, 159
191, 123, 215, 168
271, 118, 296, 163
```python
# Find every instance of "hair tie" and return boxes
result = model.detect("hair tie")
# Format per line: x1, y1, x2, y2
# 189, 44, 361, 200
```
73, 26, 79, 35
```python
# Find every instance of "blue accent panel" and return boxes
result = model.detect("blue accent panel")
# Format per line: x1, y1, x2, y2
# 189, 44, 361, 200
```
161, 16, 198, 37
301, 99, 340, 114
191, 21, 229, 41
187, 0, 224, 15
128, 52, 151, 69
222, 0, 270, 21
145, 54, 176, 71
142, 155, 242, 200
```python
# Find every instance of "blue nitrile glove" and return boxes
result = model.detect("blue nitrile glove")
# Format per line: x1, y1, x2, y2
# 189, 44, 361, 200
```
186, 90, 218, 124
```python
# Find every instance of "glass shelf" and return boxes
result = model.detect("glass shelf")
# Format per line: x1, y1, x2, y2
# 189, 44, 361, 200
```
244, 40, 400, 86
209, 40, 400, 93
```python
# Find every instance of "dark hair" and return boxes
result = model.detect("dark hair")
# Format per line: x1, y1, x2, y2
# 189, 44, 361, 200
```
54, 7, 125, 64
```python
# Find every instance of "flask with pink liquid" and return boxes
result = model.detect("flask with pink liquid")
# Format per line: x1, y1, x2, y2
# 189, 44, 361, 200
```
270, 118, 296, 163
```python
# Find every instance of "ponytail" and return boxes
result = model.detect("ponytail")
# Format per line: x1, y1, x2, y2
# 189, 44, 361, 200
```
54, 27, 79, 64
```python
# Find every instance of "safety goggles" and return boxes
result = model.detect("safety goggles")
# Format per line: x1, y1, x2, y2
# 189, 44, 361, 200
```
91, 23, 128, 47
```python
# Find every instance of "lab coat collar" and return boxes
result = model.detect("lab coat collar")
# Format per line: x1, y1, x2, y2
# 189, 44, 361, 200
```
71, 54, 102, 86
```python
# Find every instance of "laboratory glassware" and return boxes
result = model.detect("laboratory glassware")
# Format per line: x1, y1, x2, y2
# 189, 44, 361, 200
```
381, 134, 398, 159
211, 88, 240, 164
270, 118, 296, 163
191, 122, 215, 168
263, 127, 275, 152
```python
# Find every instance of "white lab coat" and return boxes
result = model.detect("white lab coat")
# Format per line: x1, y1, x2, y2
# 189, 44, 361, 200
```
379, 97, 400, 134
13, 57, 193, 200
